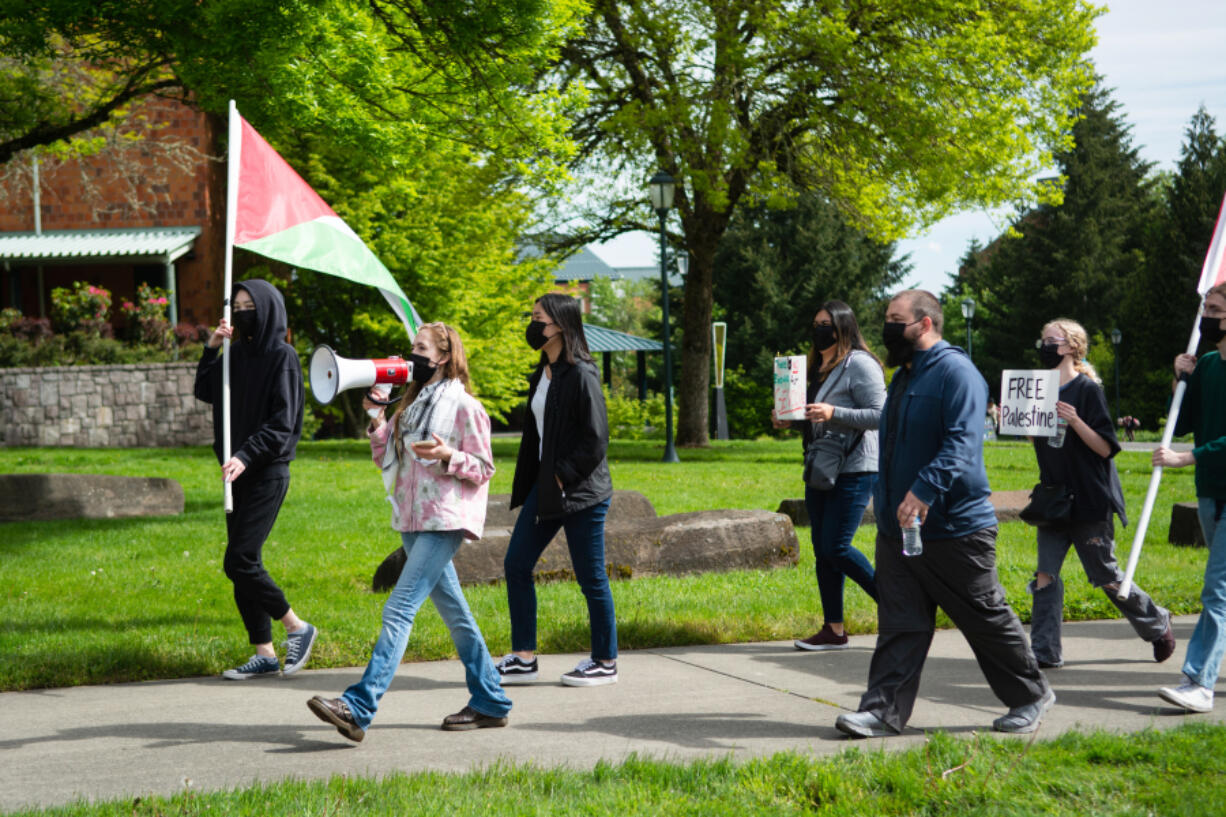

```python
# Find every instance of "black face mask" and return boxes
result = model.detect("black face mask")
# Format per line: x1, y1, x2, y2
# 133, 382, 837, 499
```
525, 320, 550, 351
882, 321, 915, 368
232, 309, 258, 342
408, 353, 439, 384
1201, 315, 1226, 345
812, 324, 837, 352
1039, 342, 1065, 369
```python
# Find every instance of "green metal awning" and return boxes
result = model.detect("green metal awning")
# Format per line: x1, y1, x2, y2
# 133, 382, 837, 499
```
583, 323, 663, 352
0, 227, 201, 264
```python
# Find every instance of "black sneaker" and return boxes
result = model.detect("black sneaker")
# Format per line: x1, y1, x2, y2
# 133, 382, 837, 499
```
222, 654, 280, 680
282, 623, 318, 676
561, 658, 618, 687
495, 653, 539, 684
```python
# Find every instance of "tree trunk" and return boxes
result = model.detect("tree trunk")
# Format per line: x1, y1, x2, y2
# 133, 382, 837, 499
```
676, 238, 715, 447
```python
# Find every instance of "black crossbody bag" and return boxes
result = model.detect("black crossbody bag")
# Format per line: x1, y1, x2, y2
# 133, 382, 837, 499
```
801, 354, 865, 491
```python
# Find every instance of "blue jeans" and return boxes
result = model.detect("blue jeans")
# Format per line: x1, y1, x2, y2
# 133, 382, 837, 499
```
804, 473, 878, 624
342, 530, 511, 729
1184, 499, 1226, 688
504, 486, 617, 661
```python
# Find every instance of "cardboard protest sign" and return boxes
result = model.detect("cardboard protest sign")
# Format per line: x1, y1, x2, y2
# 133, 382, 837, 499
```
774, 355, 807, 421
999, 369, 1060, 436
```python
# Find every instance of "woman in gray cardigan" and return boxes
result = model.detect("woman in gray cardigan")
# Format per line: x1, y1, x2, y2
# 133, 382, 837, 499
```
774, 300, 886, 650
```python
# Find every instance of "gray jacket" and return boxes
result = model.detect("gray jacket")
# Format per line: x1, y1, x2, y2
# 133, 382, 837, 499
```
796, 349, 886, 474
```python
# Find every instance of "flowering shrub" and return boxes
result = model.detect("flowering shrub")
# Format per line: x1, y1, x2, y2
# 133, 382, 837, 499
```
50, 281, 112, 336
120, 283, 173, 348
174, 322, 211, 345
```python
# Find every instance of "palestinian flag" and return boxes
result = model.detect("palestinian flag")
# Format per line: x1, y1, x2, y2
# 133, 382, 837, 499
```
227, 109, 420, 336
1198, 192, 1226, 295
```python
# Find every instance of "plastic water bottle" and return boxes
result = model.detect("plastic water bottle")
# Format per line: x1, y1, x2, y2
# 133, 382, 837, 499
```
1048, 417, 1068, 448
902, 517, 923, 557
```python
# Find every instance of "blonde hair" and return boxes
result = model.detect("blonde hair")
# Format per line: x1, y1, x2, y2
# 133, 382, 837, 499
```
390, 322, 472, 458
1042, 318, 1101, 384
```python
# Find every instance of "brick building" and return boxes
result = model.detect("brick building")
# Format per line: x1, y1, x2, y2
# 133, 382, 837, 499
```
0, 97, 226, 327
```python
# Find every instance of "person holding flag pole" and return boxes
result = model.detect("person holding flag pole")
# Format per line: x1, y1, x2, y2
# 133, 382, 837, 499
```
1154, 279, 1226, 713
198, 99, 424, 676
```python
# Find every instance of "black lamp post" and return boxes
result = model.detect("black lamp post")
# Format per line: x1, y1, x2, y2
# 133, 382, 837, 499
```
1111, 327, 1122, 421
961, 297, 976, 361
648, 170, 680, 463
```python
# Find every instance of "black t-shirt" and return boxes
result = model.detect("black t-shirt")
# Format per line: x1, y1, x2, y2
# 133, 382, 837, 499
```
1032, 374, 1127, 524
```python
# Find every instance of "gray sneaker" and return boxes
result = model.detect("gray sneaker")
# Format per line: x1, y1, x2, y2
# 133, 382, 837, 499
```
222, 654, 280, 680
993, 688, 1056, 733
282, 623, 317, 676
835, 710, 898, 738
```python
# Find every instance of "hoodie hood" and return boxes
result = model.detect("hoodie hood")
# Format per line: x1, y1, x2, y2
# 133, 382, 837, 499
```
234, 279, 288, 353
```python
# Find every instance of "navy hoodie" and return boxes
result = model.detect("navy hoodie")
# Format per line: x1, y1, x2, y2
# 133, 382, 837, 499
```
194, 279, 304, 480
874, 339, 997, 540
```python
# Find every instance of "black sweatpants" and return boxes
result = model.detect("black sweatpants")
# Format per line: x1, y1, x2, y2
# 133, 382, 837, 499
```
859, 526, 1047, 732
223, 474, 291, 645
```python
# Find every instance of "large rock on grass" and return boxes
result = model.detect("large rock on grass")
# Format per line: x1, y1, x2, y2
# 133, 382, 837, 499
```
373, 507, 799, 589
1169, 502, 1206, 547
483, 490, 656, 530
776, 488, 1032, 529
0, 473, 184, 522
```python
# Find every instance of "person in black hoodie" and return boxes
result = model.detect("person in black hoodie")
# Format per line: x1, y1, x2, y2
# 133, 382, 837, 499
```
496, 293, 618, 687
194, 279, 317, 680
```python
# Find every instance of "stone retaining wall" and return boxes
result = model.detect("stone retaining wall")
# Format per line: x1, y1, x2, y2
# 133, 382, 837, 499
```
0, 363, 212, 448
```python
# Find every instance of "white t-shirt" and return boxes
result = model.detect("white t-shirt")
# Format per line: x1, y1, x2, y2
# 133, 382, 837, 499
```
531, 370, 550, 460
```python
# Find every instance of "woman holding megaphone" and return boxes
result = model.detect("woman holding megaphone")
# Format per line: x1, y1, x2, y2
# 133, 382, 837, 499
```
307, 322, 511, 741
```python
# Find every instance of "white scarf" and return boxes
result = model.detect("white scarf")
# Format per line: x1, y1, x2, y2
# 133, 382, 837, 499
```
381, 378, 466, 498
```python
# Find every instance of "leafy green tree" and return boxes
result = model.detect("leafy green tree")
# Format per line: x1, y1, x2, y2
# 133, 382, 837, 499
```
1, 0, 583, 432
1119, 106, 1226, 425
551, 0, 1098, 445
955, 83, 1160, 400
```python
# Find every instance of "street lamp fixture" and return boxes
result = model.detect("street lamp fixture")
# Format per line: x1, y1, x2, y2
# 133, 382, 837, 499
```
648, 171, 676, 215
961, 297, 975, 360
648, 170, 680, 463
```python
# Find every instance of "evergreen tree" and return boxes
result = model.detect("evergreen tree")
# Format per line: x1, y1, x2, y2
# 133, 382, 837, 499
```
1120, 106, 1226, 425
955, 82, 1159, 400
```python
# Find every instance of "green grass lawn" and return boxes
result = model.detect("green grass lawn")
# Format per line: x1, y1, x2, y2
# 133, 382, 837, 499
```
10, 725, 1226, 817
0, 438, 1206, 691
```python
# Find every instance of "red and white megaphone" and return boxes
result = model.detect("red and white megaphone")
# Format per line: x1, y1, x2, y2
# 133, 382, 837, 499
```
309, 345, 412, 405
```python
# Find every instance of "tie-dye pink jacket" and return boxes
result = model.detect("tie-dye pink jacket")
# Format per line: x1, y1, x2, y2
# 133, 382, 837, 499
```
369, 391, 494, 541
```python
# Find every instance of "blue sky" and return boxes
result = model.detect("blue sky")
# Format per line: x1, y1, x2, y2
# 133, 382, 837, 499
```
594, 1, 1226, 293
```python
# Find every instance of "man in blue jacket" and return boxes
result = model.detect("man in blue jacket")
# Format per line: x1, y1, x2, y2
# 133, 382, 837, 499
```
836, 290, 1052, 738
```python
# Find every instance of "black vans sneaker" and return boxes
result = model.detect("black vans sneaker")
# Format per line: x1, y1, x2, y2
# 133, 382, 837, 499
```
495, 653, 539, 684
561, 658, 618, 687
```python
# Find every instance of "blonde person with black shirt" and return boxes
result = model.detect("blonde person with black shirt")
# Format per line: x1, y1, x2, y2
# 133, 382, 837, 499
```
1028, 318, 1173, 669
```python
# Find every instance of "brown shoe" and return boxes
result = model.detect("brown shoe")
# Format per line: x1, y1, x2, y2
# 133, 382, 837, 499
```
308, 696, 365, 743
441, 705, 508, 731
1153, 624, 1176, 663
794, 624, 850, 651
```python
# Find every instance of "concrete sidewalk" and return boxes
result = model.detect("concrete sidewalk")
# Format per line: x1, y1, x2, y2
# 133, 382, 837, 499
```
3, 616, 1221, 813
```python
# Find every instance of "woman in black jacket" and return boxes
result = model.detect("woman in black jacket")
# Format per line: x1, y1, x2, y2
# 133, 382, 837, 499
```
497, 293, 618, 687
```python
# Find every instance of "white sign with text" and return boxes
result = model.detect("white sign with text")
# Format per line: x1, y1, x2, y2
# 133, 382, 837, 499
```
999, 369, 1060, 436
773, 355, 807, 421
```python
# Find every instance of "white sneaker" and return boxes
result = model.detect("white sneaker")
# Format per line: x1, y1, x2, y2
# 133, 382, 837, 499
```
1159, 681, 1214, 713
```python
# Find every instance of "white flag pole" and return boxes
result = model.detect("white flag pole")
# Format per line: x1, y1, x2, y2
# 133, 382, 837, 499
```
222, 100, 241, 513
1116, 306, 1203, 599
1118, 193, 1226, 599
